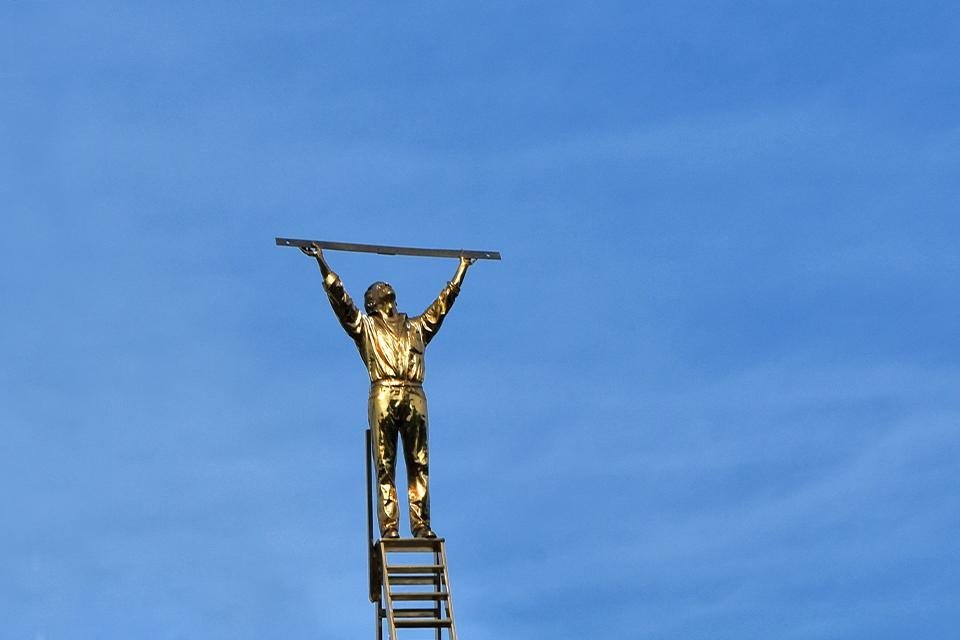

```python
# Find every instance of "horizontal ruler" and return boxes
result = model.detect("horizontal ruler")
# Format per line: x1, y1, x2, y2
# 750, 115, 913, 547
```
275, 237, 501, 260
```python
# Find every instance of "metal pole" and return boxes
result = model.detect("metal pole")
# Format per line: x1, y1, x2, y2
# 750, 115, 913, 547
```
366, 429, 380, 604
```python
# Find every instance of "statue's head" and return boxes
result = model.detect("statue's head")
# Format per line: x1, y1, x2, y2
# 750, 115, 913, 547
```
364, 281, 397, 317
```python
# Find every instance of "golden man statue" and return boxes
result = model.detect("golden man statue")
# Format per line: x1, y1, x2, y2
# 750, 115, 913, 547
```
301, 244, 476, 539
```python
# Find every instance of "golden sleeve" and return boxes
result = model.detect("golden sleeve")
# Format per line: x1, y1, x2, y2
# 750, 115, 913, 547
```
322, 272, 364, 342
417, 280, 460, 345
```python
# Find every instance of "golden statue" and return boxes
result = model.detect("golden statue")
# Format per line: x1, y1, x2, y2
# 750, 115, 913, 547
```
300, 243, 476, 539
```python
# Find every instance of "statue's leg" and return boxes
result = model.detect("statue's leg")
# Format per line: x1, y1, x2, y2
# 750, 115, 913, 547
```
400, 388, 430, 536
369, 386, 400, 536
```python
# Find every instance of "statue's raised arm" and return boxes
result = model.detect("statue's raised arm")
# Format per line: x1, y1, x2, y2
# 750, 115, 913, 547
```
301, 244, 363, 342
417, 255, 476, 344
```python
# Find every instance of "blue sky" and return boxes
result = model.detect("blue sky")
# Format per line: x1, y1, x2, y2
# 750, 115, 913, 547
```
3, 2, 959, 638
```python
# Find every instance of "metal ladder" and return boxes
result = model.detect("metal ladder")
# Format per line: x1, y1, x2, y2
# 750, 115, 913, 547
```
375, 537, 458, 640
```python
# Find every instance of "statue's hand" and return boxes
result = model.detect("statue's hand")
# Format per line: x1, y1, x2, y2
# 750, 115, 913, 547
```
300, 243, 322, 258
459, 255, 477, 268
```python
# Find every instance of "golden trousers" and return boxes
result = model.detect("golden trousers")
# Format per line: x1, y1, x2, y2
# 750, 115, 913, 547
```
368, 382, 430, 535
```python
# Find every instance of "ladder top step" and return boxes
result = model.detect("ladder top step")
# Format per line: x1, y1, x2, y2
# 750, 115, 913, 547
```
380, 537, 445, 548
379, 536, 445, 543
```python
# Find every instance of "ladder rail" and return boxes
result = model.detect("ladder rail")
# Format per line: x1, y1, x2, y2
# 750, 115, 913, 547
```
380, 542, 400, 640
434, 546, 442, 640
439, 542, 458, 640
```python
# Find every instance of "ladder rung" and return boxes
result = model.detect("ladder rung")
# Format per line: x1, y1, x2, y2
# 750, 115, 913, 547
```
391, 608, 441, 618
390, 591, 449, 601
395, 619, 452, 629
387, 564, 443, 574
390, 576, 441, 585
